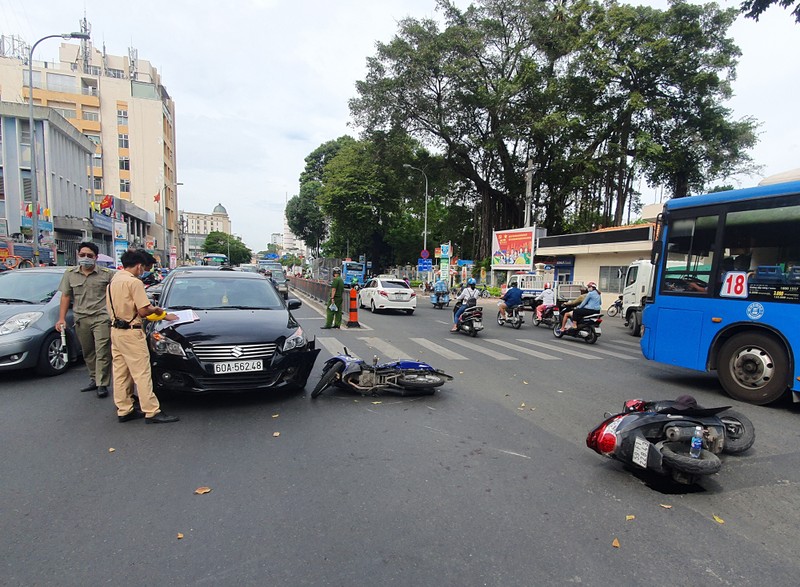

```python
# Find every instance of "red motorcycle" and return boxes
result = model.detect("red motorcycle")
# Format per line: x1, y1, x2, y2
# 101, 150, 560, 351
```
587, 395, 755, 485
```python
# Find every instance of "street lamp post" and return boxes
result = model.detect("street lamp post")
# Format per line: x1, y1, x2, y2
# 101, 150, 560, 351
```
162, 181, 182, 266
404, 163, 429, 281
28, 31, 90, 265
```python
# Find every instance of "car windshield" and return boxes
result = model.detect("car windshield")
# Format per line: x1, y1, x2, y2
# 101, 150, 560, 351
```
382, 280, 410, 290
163, 276, 283, 309
0, 271, 62, 303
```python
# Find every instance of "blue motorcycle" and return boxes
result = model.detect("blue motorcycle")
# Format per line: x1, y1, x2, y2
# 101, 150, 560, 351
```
431, 290, 450, 309
311, 347, 453, 398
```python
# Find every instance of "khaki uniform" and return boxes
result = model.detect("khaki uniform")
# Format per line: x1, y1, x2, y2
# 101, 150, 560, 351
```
106, 271, 161, 418
58, 266, 114, 387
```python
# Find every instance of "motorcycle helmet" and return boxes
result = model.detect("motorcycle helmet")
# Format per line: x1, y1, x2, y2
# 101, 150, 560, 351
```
544, 282, 551, 289
467, 278, 476, 286
586, 281, 597, 289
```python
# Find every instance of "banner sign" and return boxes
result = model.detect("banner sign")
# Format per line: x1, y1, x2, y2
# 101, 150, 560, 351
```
491, 227, 535, 271
114, 221, 128, 241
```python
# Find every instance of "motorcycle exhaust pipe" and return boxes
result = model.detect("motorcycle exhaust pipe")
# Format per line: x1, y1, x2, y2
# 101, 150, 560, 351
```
664, 425, 696, 442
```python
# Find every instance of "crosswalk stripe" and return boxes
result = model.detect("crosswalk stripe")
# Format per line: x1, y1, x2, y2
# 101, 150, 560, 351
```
486, 338, 560, 360
448, 338, 517, 360
358, 337, 411, 361
410, 338, 469, 360
613, 339, 642, 348
517, 339, 602, 360
316, 337, 360, 359
552, 341, 639, 360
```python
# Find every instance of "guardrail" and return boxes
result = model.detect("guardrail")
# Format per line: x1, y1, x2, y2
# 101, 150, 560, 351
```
290, 276, 331, 303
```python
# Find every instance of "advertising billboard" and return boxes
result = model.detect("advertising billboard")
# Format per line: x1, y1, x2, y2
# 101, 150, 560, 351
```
491, 227, 535, 271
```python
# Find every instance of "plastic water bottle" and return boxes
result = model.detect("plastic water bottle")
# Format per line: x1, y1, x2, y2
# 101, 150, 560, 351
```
689, 426, 703, 459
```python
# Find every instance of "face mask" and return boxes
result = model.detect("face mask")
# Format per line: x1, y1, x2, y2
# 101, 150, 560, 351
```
78, 258, 96, 268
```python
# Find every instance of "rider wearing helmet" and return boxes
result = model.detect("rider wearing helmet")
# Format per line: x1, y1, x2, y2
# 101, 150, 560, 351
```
534, 282, 556, 320
498, 280, 523, 322
559, 281, 601, 332
451, 278, 480, 332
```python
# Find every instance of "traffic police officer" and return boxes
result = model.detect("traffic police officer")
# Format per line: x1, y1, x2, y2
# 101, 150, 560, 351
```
56, 241, 113, 398
106, 249, 179, 424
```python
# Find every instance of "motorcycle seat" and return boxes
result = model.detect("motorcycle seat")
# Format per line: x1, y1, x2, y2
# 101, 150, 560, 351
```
655, 405, 731, 417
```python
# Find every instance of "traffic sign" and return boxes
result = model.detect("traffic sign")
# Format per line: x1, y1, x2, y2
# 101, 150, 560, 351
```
421, 249, 430, 259
417, 258, 433, 272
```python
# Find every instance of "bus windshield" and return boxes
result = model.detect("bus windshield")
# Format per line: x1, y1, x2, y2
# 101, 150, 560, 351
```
641, 180, 800, 405
201, 254, 228, 266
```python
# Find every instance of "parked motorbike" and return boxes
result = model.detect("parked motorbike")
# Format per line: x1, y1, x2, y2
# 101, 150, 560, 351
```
554, 307, 602, 344
606, 295, 623, 317
311, 347, 453, 398
452, 301, 484, 337
497, 304, 524, 329
431, 290, 450, 309
531, 300, 560, 329
587, 396, 755, 485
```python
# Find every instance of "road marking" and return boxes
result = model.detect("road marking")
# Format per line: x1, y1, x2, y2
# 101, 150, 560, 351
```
448, 338, 517, 360
410, 338, 469, 360
613, 339, 642, 348
552, 340, 638, 360
315, 337, 360, 359
517, 339, 602, 360
486, 338, 560, 360
358, 337, 411, 361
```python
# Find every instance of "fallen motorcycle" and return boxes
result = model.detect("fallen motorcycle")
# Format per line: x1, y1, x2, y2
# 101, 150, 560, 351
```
586, 395, 755, 485
311, 347, 453, 398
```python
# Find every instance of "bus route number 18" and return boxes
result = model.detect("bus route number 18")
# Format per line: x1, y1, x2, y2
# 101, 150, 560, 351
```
721, 271, 749, 299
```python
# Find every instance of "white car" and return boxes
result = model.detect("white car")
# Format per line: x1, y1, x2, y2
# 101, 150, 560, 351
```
359, 277, 417, 314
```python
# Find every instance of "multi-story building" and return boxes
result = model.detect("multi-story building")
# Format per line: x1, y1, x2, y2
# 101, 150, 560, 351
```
179, 204, 231, 263
0, 24, 178, 263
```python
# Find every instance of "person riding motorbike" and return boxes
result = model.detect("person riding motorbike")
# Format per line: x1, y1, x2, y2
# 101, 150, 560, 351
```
559, 282, 601, 333
498, 281, 523, 321
534, 282, 556, 320
451, 278, 481, 332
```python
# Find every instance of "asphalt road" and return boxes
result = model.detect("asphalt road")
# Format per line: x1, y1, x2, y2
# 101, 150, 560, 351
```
2, 292, 800, 586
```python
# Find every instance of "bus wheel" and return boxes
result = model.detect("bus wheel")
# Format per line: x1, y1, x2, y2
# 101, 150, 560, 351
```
718, 333, 789, 405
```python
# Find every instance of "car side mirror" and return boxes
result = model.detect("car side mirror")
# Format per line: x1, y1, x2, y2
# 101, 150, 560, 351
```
287, 299, 301, 310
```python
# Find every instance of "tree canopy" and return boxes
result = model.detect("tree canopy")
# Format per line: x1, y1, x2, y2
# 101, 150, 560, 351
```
202, 231, 252, 265
741, 0, 800, 22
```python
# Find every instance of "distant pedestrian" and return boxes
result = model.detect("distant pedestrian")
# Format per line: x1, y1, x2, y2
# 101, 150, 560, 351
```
107, 250, 179, 424
56, 242, 114, 398
321, 267, 344, 329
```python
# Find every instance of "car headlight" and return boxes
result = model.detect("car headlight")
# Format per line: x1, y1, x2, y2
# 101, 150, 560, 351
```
282, 327, 306, 352
149, 331, 186, 356
0, 312, 44, 335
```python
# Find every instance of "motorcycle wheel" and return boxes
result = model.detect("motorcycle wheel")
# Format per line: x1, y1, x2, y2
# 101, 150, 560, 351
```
532, 317, 541, 327
496, 311, 504, 326
584, 328, 598, 344
512, 316, 522, 330
469, 328, 478, 337
397, 371, 447, 389
660, 442, 722, 476
719, 409, 756, 454
311, 362, 344, 398
553, 324, 564, 338
606, 304, 619, 317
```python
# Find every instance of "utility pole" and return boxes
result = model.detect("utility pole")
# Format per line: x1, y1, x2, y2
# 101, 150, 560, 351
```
524, 158, 534, 227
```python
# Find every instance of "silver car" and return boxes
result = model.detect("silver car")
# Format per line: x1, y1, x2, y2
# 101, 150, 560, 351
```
0, 267, 80, 376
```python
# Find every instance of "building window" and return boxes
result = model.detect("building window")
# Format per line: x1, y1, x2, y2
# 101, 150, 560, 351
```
83, 65, 101, 76
53, 108, 77, 119
46, 72, 77, 93
118, 134, 129, 148
117, 109, 128, 125
119, 157, 130, 171
599, 266, 628, 294
107, 68, 125, 79
120, 179, 131, 193
82, 110, 100, 121
85, 134, 101, 146
23, 70, 43, 89
92, 152, 102, 166
93, 177, 103, 190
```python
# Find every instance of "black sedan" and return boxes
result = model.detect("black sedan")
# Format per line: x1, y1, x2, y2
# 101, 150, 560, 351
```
0, 267, 80, 376
148, 270, 319, 393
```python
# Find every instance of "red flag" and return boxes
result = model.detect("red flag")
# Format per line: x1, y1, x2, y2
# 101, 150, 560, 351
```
154, 191, 161, 203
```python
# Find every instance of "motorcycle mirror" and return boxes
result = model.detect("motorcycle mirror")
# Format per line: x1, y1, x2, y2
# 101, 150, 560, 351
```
603, 412, 612, 418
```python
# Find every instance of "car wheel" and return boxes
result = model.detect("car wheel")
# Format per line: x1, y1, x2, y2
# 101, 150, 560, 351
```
37, 331, 70, 376
371, 301, 377, 314
358, 295, 365, 309
406, 309, 414, 315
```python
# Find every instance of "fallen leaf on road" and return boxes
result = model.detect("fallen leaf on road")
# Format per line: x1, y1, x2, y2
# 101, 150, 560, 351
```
177, 533, 184, 539
626, 515, 635, 521
659, 504, 672, 509
108, 448, 116, 453
372, 401, 382, 405
520, 402, 526, 408
713, 514, 725, 524
273, 432, 281, 437
530, 407, 536, 411
523, 381, 528, 385
194, 487, 212, 495
272, 414, 279, 418
612, 538, 620, 548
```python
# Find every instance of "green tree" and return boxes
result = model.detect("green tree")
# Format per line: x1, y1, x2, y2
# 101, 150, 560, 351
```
741, 0, 800, 22
203, 231, 252, 265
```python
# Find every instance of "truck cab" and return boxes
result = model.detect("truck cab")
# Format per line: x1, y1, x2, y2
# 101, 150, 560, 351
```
621, 259, 654, 337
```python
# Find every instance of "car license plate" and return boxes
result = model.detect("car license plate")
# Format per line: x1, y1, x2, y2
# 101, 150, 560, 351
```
632, 437, 649, 468
594, 327, 602, 334
213, 359, 263, 374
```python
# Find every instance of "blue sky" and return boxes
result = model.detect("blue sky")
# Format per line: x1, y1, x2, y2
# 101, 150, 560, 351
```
2, 0, 798, 250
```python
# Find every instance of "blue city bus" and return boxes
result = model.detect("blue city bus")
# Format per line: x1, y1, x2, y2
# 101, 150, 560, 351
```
342, 261, 366, 287
641, 178, 800, 405
201, 253, 228, 266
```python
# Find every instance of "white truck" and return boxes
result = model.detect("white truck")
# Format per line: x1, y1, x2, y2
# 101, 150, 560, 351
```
506, 273, 583, 308
621, 259, 654, 337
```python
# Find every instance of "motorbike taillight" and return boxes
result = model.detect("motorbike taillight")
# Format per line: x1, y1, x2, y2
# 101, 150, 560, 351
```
586, 414, 623, 455
596, 318, 603, 324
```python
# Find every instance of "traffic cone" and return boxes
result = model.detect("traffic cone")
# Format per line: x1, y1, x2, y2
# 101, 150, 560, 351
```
346, 287, 361, 328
